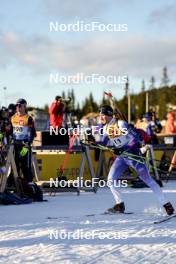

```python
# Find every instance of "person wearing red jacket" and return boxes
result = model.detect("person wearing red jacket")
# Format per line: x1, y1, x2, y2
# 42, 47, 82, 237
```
49, 96, 64, 128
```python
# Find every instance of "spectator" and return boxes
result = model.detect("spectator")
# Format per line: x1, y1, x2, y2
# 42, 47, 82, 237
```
165, 111, 176, 134
151, 112, 162, 134
11, 98, 36, 183
135, 112, 159, 144
8, 104, 16, 118
49, 96, 64, 128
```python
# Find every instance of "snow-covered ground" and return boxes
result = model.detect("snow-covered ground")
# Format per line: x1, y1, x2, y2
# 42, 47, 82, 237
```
1, 182, 176, 264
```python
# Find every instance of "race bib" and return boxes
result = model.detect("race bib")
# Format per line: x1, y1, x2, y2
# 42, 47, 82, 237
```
13, 125, 29, 140
110, 133, 136, 148
14, 126, 23, 133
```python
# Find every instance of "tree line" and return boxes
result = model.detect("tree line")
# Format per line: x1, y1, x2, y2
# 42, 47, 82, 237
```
42, 67, 176, 120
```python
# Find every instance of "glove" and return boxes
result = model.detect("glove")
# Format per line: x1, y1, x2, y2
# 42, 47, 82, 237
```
140, 145, 150, 154
20, 146, 29, 157
113, 147, 124, 155
87, 134, 96, 144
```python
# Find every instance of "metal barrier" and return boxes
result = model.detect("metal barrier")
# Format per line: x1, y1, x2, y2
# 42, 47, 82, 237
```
34, 145, 98, 194
153, 144, 176, 180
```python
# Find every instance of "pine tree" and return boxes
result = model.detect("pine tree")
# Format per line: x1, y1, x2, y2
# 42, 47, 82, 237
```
149, 76, 155, 90
43, 104, 49, 112
124, 76, 129, 97
67, 90, 71, 99
74, 102, 82, 119
141, 80, 145, 92
71, 88, 75, 109
77, 102, 80, 111
81, 93, 98, 116
101, 91, 109, 105
161, 66, 170, 87
62, 91, 66, 99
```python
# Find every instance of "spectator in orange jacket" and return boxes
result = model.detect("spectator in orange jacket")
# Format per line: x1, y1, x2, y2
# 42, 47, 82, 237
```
165, 111, 176, 134
49, 96, 64, 128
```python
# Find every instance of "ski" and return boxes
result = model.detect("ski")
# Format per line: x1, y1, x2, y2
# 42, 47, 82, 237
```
47, 216, 69, 220
86, 212, 134, 217
154, 213, 176, 224
34, 199, 48, 202
47, 212, 134, 220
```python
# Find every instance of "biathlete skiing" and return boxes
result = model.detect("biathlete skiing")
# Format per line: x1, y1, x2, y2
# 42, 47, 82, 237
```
90, 105, 175, 216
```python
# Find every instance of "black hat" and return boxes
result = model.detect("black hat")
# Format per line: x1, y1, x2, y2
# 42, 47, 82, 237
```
16, 98, 27, 105
55, 96, 62, 101
99, 105, 113, 116
143, 112, 152, 121
8, 104, 16, 114
1, 106, 8, 112
8, 103, 16, 110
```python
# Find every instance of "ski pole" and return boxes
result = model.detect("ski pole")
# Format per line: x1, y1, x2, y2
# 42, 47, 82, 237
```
50, 134, 78, 196
60, 134, 78, 174
81, 141, 175, 174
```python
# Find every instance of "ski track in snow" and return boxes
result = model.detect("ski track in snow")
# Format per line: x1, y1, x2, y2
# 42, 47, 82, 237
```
0, 183, 176, 264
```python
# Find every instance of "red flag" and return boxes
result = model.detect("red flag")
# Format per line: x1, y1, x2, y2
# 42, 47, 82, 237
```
104, 92, 113, 98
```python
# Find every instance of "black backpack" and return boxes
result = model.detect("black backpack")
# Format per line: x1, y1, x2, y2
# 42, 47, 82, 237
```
24, 182, 44, 202
0, 191, 32, 205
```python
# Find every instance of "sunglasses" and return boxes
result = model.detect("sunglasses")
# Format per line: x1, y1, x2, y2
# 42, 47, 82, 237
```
16, 103, 24, 108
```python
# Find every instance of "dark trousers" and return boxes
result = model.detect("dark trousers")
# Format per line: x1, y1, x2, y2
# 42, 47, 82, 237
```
14, 144, 33, 183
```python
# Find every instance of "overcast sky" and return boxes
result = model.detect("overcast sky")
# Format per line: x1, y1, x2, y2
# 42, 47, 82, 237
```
0, 0, 176, 107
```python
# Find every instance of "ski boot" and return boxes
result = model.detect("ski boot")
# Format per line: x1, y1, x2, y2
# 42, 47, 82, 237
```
163, 202, 174, 216
107, 202, 125, 214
